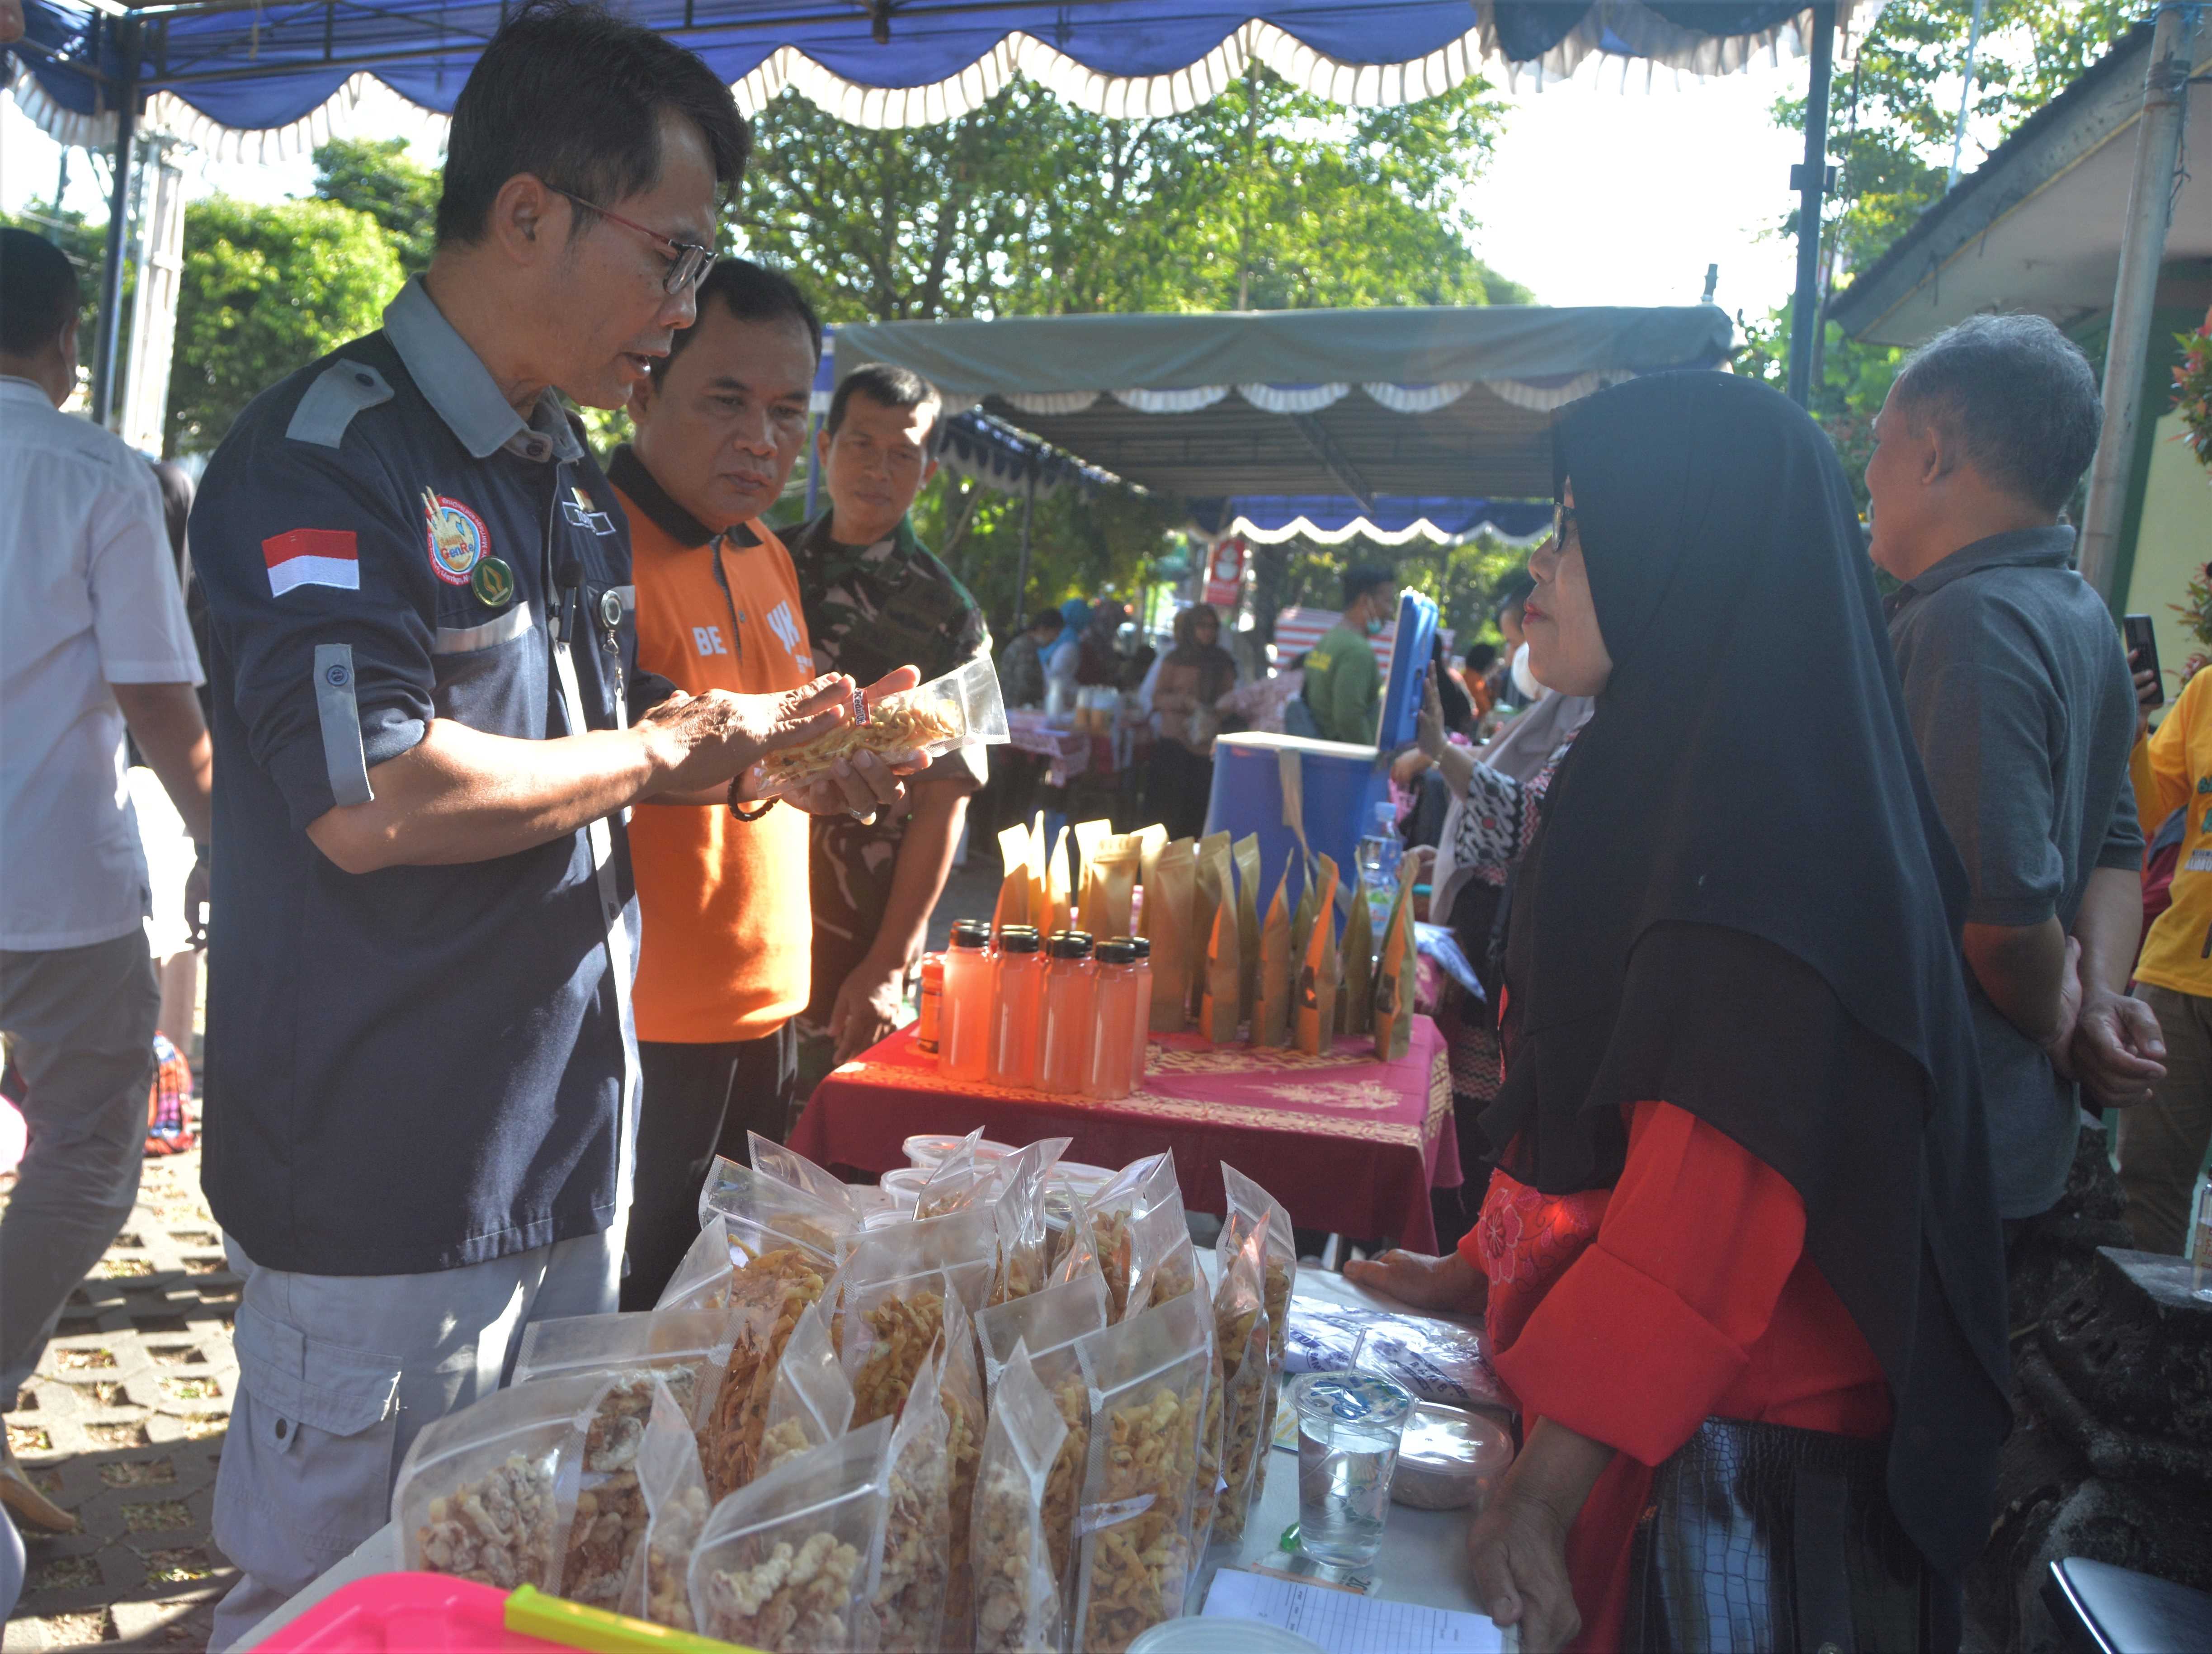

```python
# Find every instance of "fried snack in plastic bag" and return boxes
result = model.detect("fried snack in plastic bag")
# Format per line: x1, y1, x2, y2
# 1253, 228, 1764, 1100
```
629, 1379, 712, 1630
697, 1156, 855, 1266
396, 1373, 602, 1593
871, 1341, 952, 1651
934, 1291, 988, 1650
1293, 854, 1340, 1057
1221, 1165, 1298, 1508
688, 1417, 894, 1653
1070, 1292, 1210, 1654
1206, 1212, 1273, 1549
758, 1303, 852, 1474
978, 1271, 1111, 1395
1231, 834, 1263, 1028
561, 1370, 686, 1610
702, 1242, 836, 1499
974, 1340, 1071, 1654
1139, 838, 1196, 1033
990, 1137, 1071, 1305
655, 1216, 736, 1314
512, 1307, 731, 1439
743, 656, 1007, 802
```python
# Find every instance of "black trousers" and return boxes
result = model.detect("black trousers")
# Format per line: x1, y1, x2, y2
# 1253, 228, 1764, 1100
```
1146, 740, 1215, 842
621, 1022, 797, 1310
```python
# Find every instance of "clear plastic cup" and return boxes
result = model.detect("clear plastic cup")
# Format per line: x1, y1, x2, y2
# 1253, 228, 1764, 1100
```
1290, 1370, 1415, 1568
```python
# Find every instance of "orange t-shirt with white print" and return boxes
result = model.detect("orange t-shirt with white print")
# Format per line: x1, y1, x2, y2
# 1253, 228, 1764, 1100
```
616, 452, 817, 1042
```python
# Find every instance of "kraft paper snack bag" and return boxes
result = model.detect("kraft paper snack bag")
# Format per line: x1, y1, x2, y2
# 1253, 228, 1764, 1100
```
1231, 834, 1262, 1027
1250, 868, 1294, 1049
1141, 838, 1197, 1033
1294, 855, 1339, 1056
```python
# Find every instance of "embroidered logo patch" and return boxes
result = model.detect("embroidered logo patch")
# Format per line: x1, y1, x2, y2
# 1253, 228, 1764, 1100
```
562, 487, 617, 536
422, 490, 489, 585
263, 529, 360, 596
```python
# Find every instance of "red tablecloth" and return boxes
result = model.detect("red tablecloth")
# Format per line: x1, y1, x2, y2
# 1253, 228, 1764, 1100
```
790, 1016, 1462, 1251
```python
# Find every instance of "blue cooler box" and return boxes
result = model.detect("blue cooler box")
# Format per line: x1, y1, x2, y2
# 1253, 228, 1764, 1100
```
1205, 732, 1388, 907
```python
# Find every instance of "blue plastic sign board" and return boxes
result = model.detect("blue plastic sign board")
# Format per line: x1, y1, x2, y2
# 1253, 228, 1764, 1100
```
1377, 589, 1439, 750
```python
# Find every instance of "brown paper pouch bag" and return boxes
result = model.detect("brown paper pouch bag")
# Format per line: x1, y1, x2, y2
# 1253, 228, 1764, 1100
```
1141, 839, 1197, 1032
1339, 860, 1373, 1040
1187, 832, 1231, 1019
1294, 855, 1339, 1055
1232, 834, 1262, 1027
1250, 869, 1294, 1048
1198, 899, 1240, 1043
1373, 878, 1415, 1061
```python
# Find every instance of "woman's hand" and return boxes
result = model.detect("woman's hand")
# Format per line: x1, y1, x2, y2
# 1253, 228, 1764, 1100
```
1343, 1247, 1486, 1315
1417, 667, 1449, 761
1467, 1486, 1581, 1651
1391, 747, 1434, 788
1467, 1418, 1616, 1653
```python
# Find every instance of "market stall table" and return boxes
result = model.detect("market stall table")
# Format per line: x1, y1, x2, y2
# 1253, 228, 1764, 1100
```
790, 1017, 1461, 1252
234, 1262, 1502, 1651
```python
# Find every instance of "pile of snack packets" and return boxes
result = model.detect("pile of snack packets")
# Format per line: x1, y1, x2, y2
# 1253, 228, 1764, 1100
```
389, 1135, 1297, 1653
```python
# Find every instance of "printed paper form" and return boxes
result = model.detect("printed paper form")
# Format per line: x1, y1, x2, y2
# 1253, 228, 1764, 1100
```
1203, 1568, 1516, 1652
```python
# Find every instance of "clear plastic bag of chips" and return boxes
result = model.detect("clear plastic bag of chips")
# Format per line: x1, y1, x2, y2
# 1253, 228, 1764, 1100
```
628, 1380, 713, 1630
973, 1340, 1071, 1654
395, 1373, 599, 1594
748, 1134, 864, 1228
656, 1216, 736, 1314
1222, 1164, 1298, 1506
940, 1290, 989, 1651
1070, 1290, 1211, 1654
688, 1417, 895, 1653
560, 1370, 683, 1610
872, 1342, 952, 1650
701, 1235, 839, 1499
758, 1303, 853, 1475
698, 1156, 856, 1266
745, 655, 1009, 801
1207, 1211, 1274, 1549
511, 1307, 731, 1439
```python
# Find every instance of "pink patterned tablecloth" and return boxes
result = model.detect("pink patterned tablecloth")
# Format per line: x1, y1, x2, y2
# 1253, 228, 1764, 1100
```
790, 1016, 1461, 1251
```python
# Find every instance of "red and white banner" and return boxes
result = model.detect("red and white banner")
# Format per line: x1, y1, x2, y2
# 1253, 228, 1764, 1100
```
1202, 535, 1247, 608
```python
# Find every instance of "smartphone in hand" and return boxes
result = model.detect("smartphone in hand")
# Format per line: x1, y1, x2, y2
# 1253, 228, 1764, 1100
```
2123, 614, 2164, 709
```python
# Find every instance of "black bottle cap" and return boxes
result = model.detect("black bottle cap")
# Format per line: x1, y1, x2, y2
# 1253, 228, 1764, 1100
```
1095, 940, 1138, 965
1119, 935, 1151, 959
1047, 930, 1095, 959
951, 920, 992, 949
999, 927, 1042, 954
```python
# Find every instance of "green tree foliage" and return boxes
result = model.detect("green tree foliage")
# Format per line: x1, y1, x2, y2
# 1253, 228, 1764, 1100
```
165, 197, 402, 454
313, 137, 440, 274
741, 68, 1524, 323
738, 67, 1525, 620
1745, 0, 2134, 496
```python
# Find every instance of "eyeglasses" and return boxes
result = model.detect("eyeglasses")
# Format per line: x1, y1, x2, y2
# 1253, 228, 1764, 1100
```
1552, 503, 1579, 546
548, 187, 712, 293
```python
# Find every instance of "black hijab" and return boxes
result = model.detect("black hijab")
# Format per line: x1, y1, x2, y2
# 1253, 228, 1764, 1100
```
1478, 373, 2011, 1593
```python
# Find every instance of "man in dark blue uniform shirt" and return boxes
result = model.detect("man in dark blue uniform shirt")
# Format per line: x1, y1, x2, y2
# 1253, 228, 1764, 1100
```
188, 5, 914, 1641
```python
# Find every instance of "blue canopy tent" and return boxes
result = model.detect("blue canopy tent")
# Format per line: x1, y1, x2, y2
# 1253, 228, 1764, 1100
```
4, 0, 1866, 423
822, 301, 1731, 624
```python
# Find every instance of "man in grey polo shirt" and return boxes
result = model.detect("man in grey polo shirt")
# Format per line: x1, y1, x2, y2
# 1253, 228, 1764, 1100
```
1870, 313, 2165, 1225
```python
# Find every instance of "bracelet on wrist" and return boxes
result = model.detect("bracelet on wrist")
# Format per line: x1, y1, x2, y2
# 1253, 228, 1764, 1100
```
727, 779, 776, 822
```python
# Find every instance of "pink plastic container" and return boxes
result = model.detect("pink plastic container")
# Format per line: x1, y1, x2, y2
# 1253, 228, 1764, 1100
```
255, 1573, 571, 1652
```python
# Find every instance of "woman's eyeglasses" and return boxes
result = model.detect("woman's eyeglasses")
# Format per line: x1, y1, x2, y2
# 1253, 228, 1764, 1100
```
548, 187, 712, 293
1552, 503, 1579, 546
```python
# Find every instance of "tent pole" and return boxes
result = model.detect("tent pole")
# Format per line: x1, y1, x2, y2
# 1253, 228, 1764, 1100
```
2079, 0, 2202, 604
802, 413, 823, 519
92, 19, 142, 430
1786, 2, 1835, 407
1011, 453, 1036, 635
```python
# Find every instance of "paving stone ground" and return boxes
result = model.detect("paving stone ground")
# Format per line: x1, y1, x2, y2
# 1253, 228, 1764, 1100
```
4, 1148, 241, 1652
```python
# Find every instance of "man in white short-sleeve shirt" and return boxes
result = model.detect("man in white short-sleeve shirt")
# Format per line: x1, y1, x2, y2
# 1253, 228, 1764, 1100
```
0, 229, 213, 1535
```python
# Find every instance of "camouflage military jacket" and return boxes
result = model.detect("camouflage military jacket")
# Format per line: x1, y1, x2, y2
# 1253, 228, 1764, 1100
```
789, 511, 990, 689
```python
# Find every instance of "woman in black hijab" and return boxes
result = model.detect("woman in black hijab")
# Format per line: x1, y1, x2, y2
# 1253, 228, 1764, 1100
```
1347, 373, 2009, 1652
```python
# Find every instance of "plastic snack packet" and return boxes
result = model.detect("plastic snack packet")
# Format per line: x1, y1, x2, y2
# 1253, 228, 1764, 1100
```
629, 1380, 712, 1630
688, 1417, 895, 1652
741, 656, 1008, 802
757, 1303, 853, 1474
1220, 1165, 1298, 1507
1069, 1292, 1211, 1654
395, 1373, 602, 1593
974, 1340, 1071, 1653
561, 1371, 687, 1609
1207, 1213, 1273, 1548
655, 1216, 736, 1314
871, 1342, 953, 1650
747, 1135, 863, 1228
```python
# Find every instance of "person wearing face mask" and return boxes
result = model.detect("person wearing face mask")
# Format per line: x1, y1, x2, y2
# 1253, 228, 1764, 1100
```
1346, 374, 2009, 1653
610, 259, 915, 1308
1301, 563, 1395, 745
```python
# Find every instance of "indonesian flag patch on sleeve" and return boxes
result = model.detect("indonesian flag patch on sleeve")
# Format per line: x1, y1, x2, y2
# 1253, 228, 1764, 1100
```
263, 529, 361, 596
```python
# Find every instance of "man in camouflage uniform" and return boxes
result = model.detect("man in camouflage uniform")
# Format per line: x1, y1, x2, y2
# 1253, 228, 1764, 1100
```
792, 364, 990, 1071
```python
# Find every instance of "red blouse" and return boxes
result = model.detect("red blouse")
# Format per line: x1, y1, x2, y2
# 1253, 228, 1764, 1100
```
1459, 1101, 1890, 1652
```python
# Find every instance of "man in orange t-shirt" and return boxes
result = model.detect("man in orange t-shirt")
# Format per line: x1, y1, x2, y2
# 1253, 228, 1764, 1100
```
612, 260, 906, 1306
